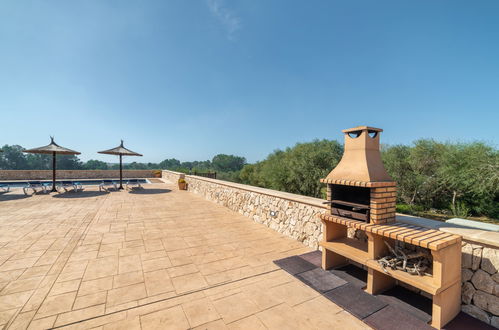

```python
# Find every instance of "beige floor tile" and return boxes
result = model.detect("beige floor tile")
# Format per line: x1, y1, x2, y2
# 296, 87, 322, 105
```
0, 257, 39, 272
227, 315, 266, 330
124, 240, 144, 248
256, 303, 315, 330
61, 261, 88, 276
78, 276, 113, 296
69, 251, 99, 263
172, 272, 209, 294
0, 308, 19, 325
197, 261, 227, 276
267, 280, 319, 306
7, 310, 36, 329
192, 319, 227, 330
240, 283, 281, 310
73, 291, 107, 310
57, 271, 85, 282
167, 250, 192, 266
142, 257, 172, 272
144, 239, 164, 252
0, 290, 34, 311
54, 304, 105, 327
1, 276, 43, 295
49, 279, 81, 296
144, 269, 174, 296
60, 311, 127, 330
119, 246, 146, 257
36, 291, 77, 318
83, 256, 119, 280
140, 305, 190, 330
107, 283, 147, 307
181, 297, 221, 328
118, 255, 142, 274
334, 310, 371, 329
161, 238, 188, 252
141, 250, 168, 261
105, 300, 138, 314
167, 264, 198, 278
27, 315, 56, 330
113, 270, 144, 288
20, 265, 51, 280
212, 292, 260, 324
102, 316, 141, 330
0, 269, 25, 283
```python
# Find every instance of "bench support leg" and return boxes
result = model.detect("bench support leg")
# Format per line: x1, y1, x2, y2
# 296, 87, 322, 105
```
322, 249, 348, 270
321, 220, 348, 270
431, 282, 461, 329
366, 268, 396, 294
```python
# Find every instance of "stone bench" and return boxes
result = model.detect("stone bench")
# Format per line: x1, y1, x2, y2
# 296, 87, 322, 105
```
319, 214, 462, 329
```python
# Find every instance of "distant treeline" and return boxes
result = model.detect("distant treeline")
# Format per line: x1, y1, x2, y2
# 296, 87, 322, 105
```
0, 145, 246, 179
2, 140, 498, 219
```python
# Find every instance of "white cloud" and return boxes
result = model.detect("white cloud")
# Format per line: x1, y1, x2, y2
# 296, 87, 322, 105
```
206, 0, 241, 40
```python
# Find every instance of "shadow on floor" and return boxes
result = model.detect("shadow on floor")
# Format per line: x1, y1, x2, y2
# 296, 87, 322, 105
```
52, 191, 109, 198
274, 251, 494, 330
0, 194, 32, 201
128, 188, 172, 194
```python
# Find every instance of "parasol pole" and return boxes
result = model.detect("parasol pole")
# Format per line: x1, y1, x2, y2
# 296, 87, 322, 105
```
119, 154, 123, 189
52, 151, 57, 192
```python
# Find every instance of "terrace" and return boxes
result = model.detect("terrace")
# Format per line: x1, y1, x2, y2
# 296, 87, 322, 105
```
0, 181, 369, 329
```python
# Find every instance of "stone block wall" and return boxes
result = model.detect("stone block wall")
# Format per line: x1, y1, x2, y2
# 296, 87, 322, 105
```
461, 242, 499, 326
0, 170, 156, 180
162, 170, 499, 327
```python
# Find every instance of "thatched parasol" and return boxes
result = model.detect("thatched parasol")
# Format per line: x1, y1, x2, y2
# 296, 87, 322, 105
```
98, 140, 142, 189
23, 137, 81, 192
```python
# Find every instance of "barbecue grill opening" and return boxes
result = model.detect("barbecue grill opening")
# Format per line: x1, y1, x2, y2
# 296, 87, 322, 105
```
329, 184, 371, 222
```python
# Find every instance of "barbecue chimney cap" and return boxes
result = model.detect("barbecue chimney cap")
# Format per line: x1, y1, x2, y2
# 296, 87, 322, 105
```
342, 126, 383, 134
322, 125, 394, 185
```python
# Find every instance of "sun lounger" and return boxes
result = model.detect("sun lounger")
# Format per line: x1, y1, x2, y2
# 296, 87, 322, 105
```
73, 181, 83, 192
57, 181, 83, 193
23, 181, 48, 195
0, 184, 9, 192
126, 179, 143, 190
99, 180, 117, 191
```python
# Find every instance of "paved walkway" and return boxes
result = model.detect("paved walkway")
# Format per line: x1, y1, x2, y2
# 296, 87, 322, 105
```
0, 182, 369, 329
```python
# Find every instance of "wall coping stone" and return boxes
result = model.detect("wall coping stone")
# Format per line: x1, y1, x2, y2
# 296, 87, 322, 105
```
396, 214, 499, 248
162, 170, 499, 249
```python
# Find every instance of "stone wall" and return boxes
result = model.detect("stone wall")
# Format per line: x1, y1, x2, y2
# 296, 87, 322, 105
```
0, 170, 156, 180
461, 242, 499, 326
162, 170, 499, 327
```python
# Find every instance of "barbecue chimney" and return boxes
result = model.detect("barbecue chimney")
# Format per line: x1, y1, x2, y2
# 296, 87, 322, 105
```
321, 126, 397, 224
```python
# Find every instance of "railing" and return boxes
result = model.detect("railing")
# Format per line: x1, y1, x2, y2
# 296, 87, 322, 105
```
192, 171, 217, 179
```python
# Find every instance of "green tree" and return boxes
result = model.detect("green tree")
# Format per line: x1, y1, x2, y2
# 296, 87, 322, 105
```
212, 154, 246, 172
0, 145, 30, 169
56, 155, 83, 170
239, 139, 343, 198
84, 160, 109, 170
159, 158, 181, 169
438, 142, 499, 218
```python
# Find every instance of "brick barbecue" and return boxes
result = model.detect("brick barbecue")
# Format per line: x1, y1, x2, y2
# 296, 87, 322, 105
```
318, 126, 463, 329
321, 126, 396, 224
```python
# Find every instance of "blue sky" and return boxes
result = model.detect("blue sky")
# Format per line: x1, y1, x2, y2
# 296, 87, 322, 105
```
1, 0, 498, 163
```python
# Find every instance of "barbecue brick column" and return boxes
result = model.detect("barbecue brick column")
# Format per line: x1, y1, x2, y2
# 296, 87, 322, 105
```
370, 185, 397, 224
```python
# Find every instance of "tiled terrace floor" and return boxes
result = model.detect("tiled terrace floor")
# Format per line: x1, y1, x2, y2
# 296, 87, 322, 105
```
0, 182, 369, 329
